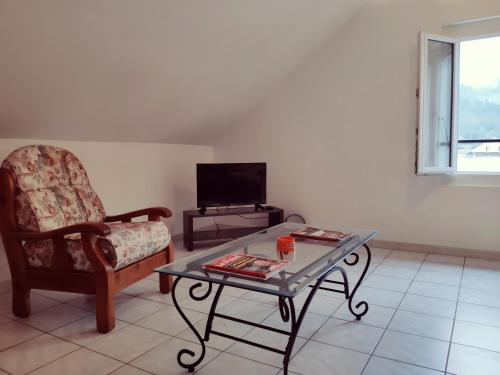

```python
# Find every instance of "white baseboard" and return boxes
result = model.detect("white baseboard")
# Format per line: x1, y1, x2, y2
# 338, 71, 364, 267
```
368, 239, 500, 261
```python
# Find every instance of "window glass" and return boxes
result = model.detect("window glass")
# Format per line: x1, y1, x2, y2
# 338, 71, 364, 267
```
422, 39, 454, 170
457, 36, 500, 173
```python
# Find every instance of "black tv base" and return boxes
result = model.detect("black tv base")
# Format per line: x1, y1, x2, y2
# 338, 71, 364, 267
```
183, 206, 284, 251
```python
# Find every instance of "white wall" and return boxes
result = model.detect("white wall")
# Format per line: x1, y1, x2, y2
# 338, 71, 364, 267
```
216, 0, 500, 253
0, 0, 366, 145
0, 139, 214, 235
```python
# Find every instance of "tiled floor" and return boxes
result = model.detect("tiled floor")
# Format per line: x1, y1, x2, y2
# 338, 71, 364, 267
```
1, 244, 500, 374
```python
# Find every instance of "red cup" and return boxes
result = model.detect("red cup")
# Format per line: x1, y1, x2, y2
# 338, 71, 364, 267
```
276, 236, 296, 254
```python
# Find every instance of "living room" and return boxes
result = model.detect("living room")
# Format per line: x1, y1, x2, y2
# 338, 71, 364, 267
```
0, 1, 500, 374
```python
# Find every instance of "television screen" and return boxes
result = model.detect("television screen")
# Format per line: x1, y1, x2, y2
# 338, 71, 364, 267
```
197, 163, 266, 208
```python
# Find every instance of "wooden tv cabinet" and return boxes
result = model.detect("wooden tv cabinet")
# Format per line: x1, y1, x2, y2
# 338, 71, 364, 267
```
183, 206, 284, 251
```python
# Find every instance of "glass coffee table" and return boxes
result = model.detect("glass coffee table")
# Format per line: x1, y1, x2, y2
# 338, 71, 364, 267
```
156, 222, 377, 374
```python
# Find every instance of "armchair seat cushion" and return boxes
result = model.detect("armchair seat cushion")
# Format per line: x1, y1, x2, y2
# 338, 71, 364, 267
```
24, 221, 171, 272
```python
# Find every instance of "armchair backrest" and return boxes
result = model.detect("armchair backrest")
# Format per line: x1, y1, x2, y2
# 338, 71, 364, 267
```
1, 145, 105, 233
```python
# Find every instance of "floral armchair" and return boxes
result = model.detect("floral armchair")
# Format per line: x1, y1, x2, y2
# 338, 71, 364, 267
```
0, 145, 174, 332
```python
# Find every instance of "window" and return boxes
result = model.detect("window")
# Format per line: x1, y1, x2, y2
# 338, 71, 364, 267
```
417, 33, 500, 174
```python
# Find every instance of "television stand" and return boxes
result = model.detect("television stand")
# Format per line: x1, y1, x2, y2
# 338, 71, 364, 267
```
254, 203, 266, 211
183, 206, 284, 251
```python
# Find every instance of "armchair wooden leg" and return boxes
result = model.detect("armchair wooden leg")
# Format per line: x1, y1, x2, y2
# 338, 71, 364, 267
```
12, 286, 31, 318
96, 287, 115, 333
159, 243, 174, 294
159, 273, 173, 294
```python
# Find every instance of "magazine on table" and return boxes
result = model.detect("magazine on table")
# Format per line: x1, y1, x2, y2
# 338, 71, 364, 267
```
203, 254, 289, 280
290, 227, 353, 243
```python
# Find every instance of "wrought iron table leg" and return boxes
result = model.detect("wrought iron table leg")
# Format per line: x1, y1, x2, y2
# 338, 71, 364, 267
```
344, 244, 371, 320
171, 276, 213, 373
282, 266, 343, 374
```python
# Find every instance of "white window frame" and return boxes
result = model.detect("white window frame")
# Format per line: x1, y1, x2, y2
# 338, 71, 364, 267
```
417, 32, 460, 175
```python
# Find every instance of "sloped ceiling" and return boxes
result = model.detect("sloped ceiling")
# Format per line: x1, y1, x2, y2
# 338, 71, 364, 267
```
0, 0, 367, 144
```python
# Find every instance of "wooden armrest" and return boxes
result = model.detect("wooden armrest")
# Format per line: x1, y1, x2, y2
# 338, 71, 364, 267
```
104, 207, 172, 222
9, 222, 111, 241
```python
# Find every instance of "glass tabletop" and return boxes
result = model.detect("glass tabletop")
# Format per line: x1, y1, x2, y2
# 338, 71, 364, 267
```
156, 222, 377, 298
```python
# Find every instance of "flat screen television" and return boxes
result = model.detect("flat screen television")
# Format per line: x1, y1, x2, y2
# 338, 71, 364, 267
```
197, 163, 266, 208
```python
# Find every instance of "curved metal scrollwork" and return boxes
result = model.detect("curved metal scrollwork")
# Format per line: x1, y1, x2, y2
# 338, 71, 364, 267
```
172, 277, 212, 372
343, 252, 359, 266
343, 244, 371, 320
189, 281, 212, 301
279, 297, 291, 322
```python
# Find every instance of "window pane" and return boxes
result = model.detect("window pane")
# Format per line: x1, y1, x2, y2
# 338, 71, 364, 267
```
423, 40, 454, 169
457, 36, 500, 173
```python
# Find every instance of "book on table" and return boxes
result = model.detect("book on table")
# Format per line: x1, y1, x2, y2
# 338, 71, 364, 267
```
203, 254, 289, 280
290, 227, 353, 243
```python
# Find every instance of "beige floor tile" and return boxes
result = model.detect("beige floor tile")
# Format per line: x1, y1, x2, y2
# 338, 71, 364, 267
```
464, 258, 500, 277
419, 262, 463, 275
226, 328, 307, 367
382, 257, 423, 270
218, 298, 277, 323
86, 325, 170, 362
240, 290, 280, 305
177, 315, 252, 350
426, 254, 464, 266
195, 352, 277, 375
289, 340, 369, 375
220, 286, 248, 297
135, 305, 206, 336
0, 280, 11, 294
448, 343, 500, 375
459, 287, 500, 308
0, 334, 78, 374
138, 290, 181, 305
399, 294, 456, 319
373, 265, 418, 280
415, 270, 461, 286
456, 302, 500, 327
388, 310, 453, 341
353, 286, 404, 308
131, 336, 220, 375
374, 331, 449, 371
122, 279, 187, 305
121, 278, 162, 296
452, 320, 500, 352
0, 314, 10, 325
114, 297, 165, 323
29, 348, 123, 375
67, 293, 132, 312
364, 356, 443, 375
386, 250, 426, 262
293, 290, 345, 316
461, 274, 500, 293
407, 281, 459, 301
0, 321, 43, 351
368, 247, 392, 263
0, 292, 61, 318
312, 318, 384, 354
333, 301, 395, 328
51, 315, 129, 346
17, 303, 91, 331
32, 289, 82, 302
110, 365, 151, 375
178, 292, 235, 314
261, 309, 328, 338
363, 274, 412, 292
326, 269, 363, 285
